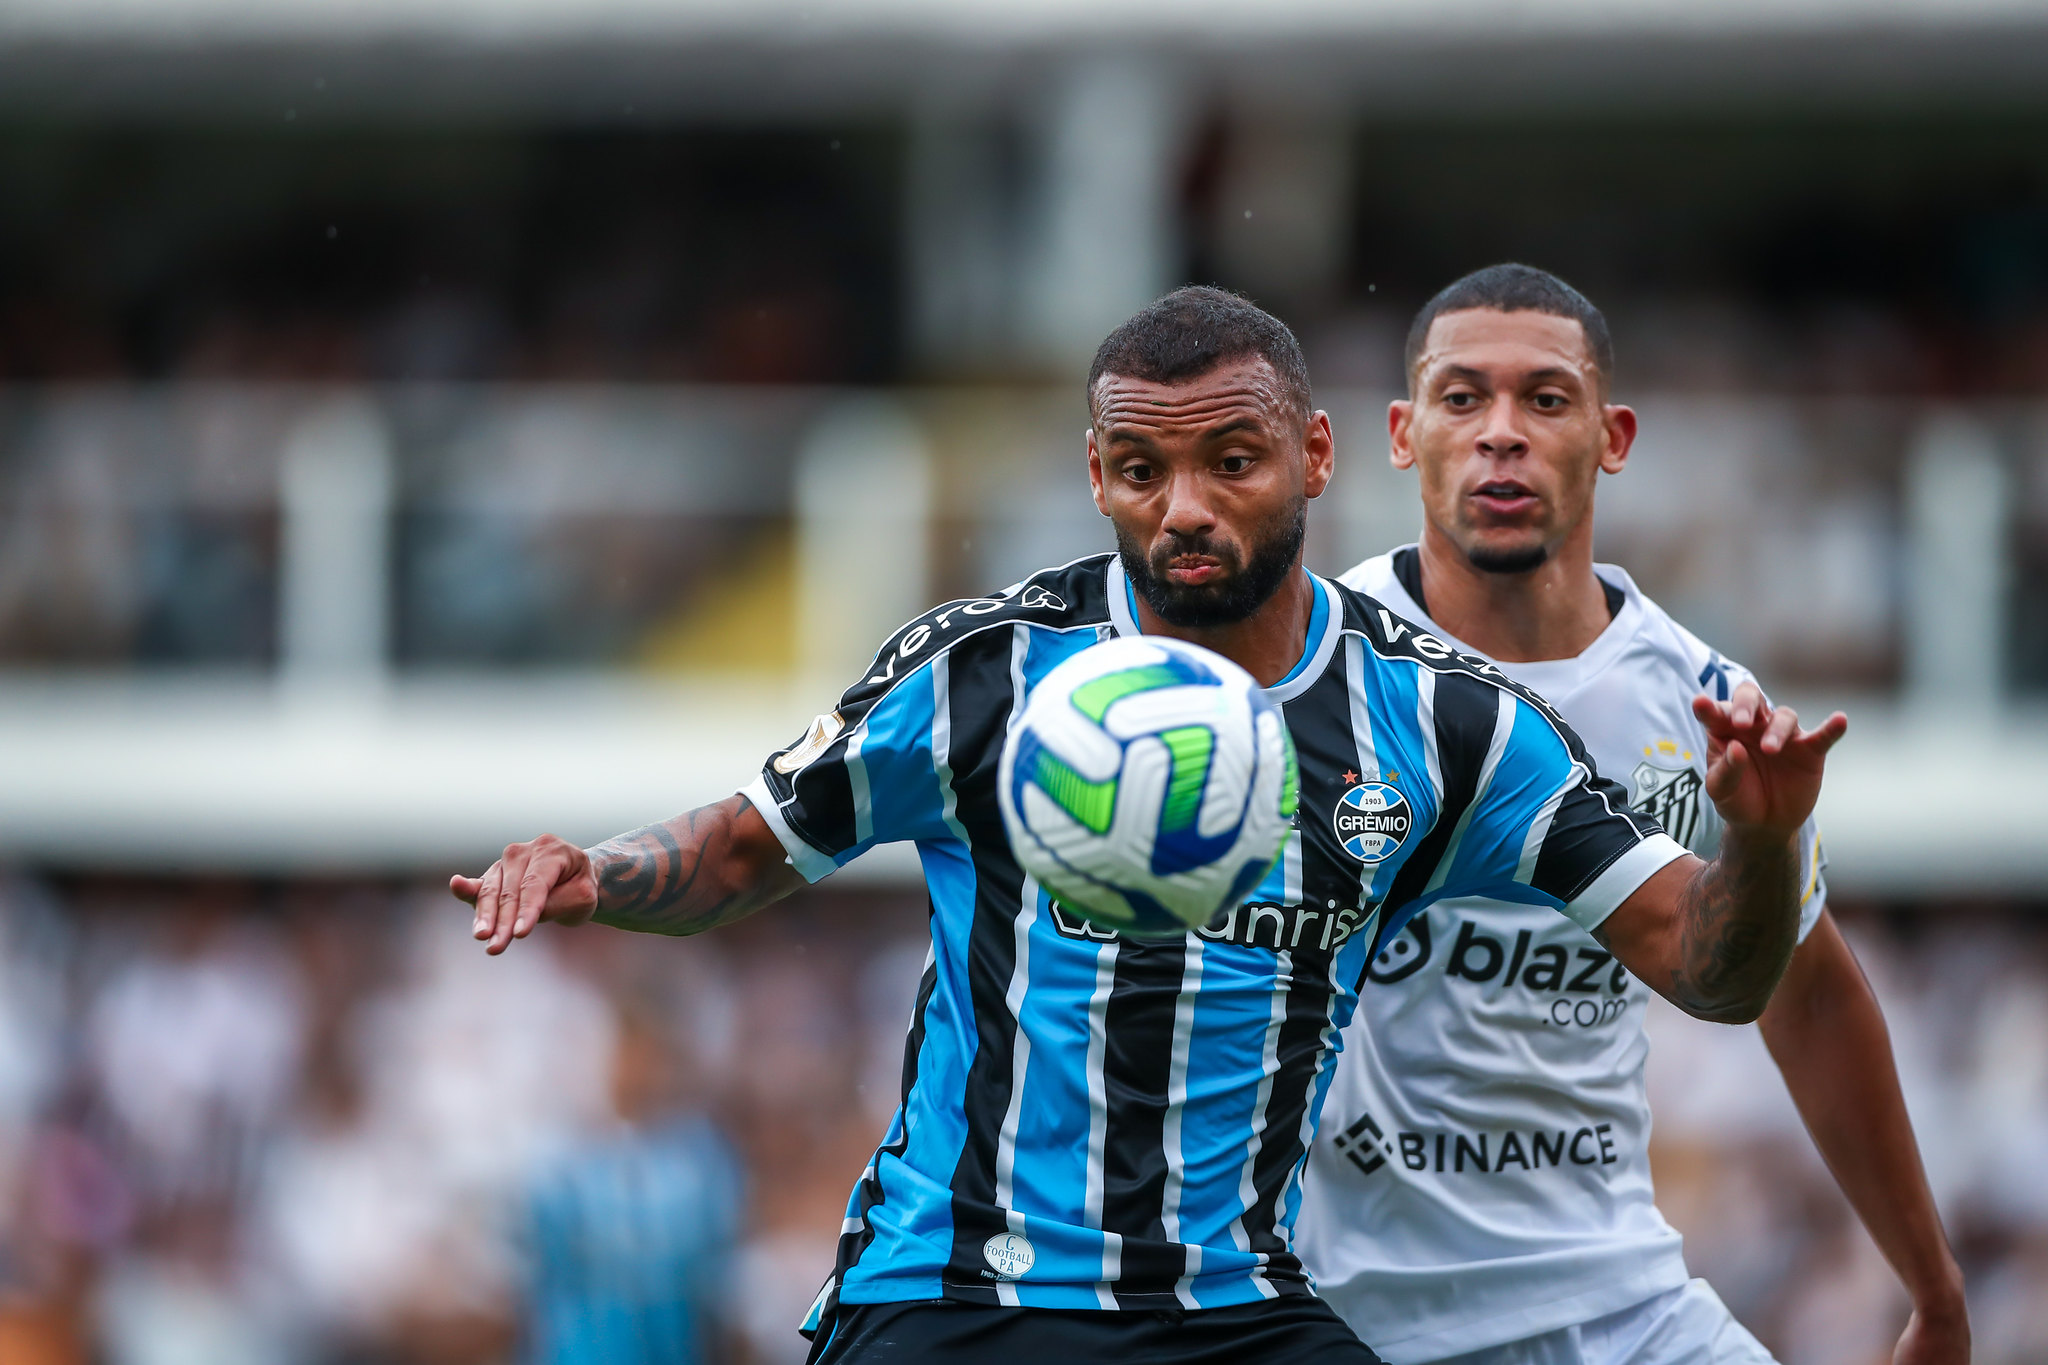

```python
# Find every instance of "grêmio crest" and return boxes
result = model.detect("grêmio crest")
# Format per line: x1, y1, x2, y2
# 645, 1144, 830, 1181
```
1334, 781, 1414, 864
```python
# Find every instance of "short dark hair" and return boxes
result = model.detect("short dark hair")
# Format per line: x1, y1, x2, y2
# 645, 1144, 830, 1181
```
1404, 264, 1613, 391
1088, 286, 1312, 426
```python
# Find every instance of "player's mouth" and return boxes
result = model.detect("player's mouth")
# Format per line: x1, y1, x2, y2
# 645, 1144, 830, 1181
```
1469, 480, 1540, 518
1164, 554, 1226, 586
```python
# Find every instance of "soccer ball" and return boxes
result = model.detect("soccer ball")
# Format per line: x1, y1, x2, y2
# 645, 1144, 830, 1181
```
997, 635, 1298, 938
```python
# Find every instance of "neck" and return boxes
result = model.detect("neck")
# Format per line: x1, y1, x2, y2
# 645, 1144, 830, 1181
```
1414, 520, 1610, 664
1134, 563, 1315, 687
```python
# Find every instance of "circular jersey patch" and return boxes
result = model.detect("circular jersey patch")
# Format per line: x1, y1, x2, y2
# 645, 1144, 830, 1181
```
1334, 782, 1413, 864
982, 1232, 1036, 1280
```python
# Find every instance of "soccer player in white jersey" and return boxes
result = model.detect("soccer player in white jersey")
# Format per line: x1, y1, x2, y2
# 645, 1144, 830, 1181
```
1296, 265, 1968, 1365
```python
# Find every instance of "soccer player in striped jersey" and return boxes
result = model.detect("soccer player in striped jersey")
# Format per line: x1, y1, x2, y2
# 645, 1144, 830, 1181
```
454, 287, 1846, 1365
1296, 266, 1967, 1365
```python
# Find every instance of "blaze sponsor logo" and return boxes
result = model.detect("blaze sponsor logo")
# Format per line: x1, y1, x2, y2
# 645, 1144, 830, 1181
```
1334, 782, 1412, 864
1364, 913, 1431, 984
1365, 917, 1636, 1026
1330, 1108, 1620, 1177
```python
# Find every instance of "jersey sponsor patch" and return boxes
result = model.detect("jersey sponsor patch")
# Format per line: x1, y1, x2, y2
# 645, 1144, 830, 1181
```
773, 711, 846, 775
1329, 1107, 1621, 1178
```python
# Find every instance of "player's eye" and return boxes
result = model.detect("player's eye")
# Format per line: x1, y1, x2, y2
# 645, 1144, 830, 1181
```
1532, 392, 1569, 410
1442, 390, 1480, 409
1218, 454, 1253, 474
1123, 461, 1157, 483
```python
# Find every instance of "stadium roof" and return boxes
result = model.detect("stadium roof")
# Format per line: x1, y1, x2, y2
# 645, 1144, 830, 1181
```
5, 0, 2047, 121
2, 0, 2044, 42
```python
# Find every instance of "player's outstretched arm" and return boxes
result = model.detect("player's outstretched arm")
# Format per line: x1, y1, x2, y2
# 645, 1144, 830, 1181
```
1597, 683, 1848, 1024
450, 794, 806, 954
1759, 913, 1969, 1365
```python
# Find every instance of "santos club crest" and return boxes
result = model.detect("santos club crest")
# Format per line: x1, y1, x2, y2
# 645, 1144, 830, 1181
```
1334, 782, 1413, 864
1630, 760, 1703, 849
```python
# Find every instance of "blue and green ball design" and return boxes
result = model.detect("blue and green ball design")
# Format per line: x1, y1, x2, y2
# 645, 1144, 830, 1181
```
997, 636, 1298, 938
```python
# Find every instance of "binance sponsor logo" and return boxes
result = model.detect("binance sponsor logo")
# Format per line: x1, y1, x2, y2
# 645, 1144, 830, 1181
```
1331, 1109, 1620, 1178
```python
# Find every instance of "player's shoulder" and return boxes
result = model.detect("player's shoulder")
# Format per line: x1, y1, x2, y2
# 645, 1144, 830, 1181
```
844, 553, 1116, 702
1330, 577, 1575, 740
1600, 564, 1757, 704
1335, 550, 1393, 596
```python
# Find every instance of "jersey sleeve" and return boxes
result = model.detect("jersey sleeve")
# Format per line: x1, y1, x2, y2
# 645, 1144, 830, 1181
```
1795, 823, 1828, 942
1433, 685, 1688, 934
738, 631, 964, 883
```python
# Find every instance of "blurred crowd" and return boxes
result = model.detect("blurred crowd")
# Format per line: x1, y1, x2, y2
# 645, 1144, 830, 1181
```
0, 876, 2044, 1365
0, 876, 927, 1365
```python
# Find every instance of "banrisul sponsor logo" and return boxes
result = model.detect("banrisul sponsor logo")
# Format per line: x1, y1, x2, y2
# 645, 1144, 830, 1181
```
1334, 782, 1412, 864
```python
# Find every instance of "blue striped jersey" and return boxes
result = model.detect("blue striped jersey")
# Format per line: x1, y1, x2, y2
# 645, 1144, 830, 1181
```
739, 554, 1686, 1332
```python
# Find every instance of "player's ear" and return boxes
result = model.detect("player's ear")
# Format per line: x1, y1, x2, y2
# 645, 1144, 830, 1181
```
1303, 411, 1335, 500
1599, 404, 1637, 475
1388, 399, 1417, 472
1087, 429, 1111, 516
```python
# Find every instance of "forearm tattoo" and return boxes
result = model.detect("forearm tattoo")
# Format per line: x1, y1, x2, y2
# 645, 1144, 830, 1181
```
1666, 832, 1800, 1022
586, 795, 757, 936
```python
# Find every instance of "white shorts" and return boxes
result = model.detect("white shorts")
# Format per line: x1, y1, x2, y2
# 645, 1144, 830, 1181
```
1424, 1282, 1775, 1365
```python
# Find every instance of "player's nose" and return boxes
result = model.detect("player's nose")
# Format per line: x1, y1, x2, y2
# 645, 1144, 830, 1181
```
1474, 394, 1530, 457
1158, 470, 1219, 536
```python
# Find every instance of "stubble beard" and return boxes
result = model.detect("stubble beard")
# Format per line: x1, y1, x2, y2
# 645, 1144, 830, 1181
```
1464, 540, 1550, 575
1117, 497, 1308, 629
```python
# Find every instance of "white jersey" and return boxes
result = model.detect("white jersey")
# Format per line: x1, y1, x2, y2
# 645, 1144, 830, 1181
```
1296, 549, 1825, 1364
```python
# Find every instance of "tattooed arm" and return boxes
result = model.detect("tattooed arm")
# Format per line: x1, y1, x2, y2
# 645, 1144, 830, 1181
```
1596, 682, 1845, 1024
1598, 834, 1799, 1023
451, 795, 806, 954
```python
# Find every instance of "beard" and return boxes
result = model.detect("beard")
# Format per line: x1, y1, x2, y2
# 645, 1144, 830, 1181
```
1466, 540, 1549, 575
1117, 496, 1307, 629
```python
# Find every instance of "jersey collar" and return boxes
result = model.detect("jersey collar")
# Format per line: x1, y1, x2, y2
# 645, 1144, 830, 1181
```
1104, 555, 1341, 704
1354, 545, 1646, 701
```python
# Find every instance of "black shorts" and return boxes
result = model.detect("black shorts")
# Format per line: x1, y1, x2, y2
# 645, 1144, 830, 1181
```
808, 1295, 1385, 1365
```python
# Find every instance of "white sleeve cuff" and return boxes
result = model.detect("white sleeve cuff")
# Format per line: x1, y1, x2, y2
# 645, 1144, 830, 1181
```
738, 775, 839, 884
1795, 824, 1828, 944
1562, 832, 1689, 933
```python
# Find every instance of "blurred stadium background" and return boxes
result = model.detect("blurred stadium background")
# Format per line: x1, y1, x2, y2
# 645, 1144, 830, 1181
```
2, 1, 2048, 1361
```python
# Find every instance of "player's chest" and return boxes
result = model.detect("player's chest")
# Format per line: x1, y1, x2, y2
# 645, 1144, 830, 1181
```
1215, 695, 1438, 936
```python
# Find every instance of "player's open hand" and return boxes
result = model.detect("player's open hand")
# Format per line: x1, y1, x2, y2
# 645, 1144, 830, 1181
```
1693, 681, 1847, 837
450, 833, 599, 954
